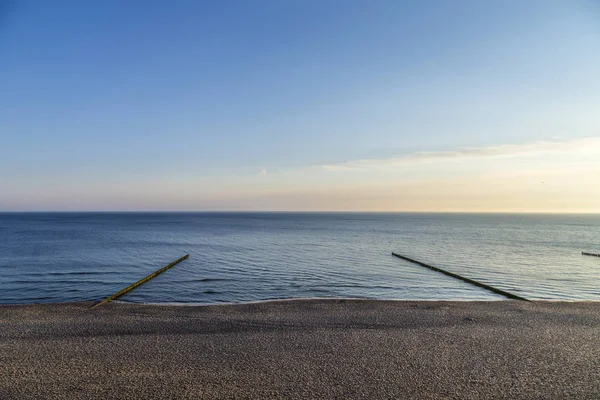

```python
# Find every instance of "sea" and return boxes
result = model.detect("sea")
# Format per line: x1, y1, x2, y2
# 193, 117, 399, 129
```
1, 212, 599, 304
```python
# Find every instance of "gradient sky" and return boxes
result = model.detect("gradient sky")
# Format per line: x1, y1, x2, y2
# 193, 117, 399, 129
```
1, 0, 599, 212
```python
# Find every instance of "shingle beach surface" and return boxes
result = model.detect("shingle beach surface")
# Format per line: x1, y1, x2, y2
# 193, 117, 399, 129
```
1, 299, 599, 399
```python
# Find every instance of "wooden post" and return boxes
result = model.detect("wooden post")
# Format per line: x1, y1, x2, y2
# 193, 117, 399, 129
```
91, 254, 189, 309
391, 252, 529, 301
582, 252, 600, 257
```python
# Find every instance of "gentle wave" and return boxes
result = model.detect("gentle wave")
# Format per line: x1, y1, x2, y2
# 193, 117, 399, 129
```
1, 212, 600, 304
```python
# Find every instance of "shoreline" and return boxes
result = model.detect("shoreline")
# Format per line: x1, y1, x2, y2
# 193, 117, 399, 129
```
3, 296, 600, 308
2, 299, 599, 399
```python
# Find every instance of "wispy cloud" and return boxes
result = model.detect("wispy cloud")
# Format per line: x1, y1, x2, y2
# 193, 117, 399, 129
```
322, 137, 600, 171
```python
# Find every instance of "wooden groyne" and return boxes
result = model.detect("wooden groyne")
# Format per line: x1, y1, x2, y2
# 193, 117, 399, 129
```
391, 252, 529, 301
91, 254, 189, 309
582, 252, 600, 257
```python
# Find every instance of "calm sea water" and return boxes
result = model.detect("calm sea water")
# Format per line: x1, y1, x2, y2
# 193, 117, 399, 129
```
1, 213, 599, 304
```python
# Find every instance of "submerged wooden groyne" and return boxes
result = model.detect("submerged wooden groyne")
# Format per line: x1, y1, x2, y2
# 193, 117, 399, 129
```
91, 254, 189, 309
391, 252, 529, 301
582, 252, 600, 257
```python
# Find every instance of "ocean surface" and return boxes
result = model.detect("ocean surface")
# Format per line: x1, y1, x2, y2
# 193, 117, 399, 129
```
1, 212, 599, 304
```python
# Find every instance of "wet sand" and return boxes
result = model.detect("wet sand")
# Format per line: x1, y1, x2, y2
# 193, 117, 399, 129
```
1, 299, 599, 399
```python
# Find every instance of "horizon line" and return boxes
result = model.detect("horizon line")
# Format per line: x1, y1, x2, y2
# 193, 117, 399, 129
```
1, 210, 599, 215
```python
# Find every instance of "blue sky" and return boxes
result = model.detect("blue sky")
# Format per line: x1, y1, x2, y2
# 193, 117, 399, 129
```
1, 1, 599, 211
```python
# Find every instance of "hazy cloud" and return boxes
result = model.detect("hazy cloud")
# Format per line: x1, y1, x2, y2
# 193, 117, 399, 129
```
322, 137, 600, 171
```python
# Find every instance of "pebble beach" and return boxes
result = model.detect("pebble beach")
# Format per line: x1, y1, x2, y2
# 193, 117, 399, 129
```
1, 299, 599, 399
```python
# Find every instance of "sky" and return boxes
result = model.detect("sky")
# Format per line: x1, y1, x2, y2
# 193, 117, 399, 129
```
1, 0, 599, 212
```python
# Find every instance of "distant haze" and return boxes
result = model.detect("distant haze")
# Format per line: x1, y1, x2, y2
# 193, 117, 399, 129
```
1, 1, 599, 212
